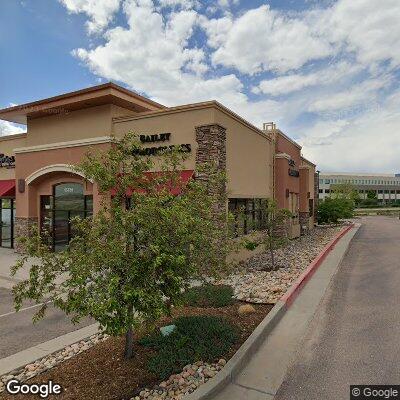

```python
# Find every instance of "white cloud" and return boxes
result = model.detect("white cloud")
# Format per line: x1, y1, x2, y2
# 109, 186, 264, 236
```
323, 0, 400, 68
203, 0, 400, 76
253, 62, 362, 96
207, 5, 333, 74
0, 121, 26, 136
64, 0, 400, 173
308, 75, 392, 113
59, 0, 121, 33
73, 0, 249, 107
157, 0, 199, 10
300, 89, 400, 173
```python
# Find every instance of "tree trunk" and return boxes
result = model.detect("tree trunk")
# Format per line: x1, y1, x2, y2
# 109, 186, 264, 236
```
124, 326, 134, 359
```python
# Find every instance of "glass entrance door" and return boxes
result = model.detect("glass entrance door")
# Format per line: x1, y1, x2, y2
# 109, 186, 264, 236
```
0, 198, 15, 248
40, 183, 93, 251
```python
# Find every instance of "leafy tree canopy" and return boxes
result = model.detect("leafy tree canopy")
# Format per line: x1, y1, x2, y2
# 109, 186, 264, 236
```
12, 132, 230, 358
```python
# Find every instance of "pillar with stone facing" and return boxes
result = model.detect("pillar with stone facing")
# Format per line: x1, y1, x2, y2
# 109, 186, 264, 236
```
195, 124, 227, 216
14, 217, 38, 253
299, 166, 311, 234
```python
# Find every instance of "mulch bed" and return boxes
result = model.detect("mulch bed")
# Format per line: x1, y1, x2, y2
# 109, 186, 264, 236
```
0, 302, 272, 400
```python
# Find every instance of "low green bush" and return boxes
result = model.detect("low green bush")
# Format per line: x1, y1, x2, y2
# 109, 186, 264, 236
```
243, 239, 259, 251
140, 315, 239, 379
181, 284, 234, 308
318, 197, 354, 224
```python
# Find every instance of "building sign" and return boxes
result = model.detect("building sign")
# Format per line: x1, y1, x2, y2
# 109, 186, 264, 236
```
134, 133, 192, 156
140, 133, 171, 143
288, 158, 299, 177
0, 154, 15, 168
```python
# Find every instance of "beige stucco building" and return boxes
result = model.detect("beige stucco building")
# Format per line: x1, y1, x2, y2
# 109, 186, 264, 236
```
0, 83, 315, 250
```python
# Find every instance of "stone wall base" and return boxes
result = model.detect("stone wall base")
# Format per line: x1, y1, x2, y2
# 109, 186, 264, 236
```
14, 217, 38, 253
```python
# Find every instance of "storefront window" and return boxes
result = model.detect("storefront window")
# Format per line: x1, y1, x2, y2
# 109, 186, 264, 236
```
228, 198, 268, 237
41, 183, 93, 251
0, 198, 15, 248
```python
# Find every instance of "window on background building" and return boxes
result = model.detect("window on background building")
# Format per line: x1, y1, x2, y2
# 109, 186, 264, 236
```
325, 179, 330, 184
391, 190, 395, 194
378, 190, 383, 194
319, 179, 323, 185
384, 190, 389, 194
325, 189, 330, 193
319, 189, 323, 193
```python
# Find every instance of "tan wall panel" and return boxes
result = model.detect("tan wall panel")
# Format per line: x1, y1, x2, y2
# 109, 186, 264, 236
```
0, 134, 27, 180
214, 109, 273, 199
112, 108, 216, 171
26, 105, 113, 146
15, 143, 109, 217
111, 104, 138, 119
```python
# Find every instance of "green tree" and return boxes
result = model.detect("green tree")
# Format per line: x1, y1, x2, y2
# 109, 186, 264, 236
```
12, 132, 230, 359
317, 197, 354, 224
367, 190, 377, 200
330, 183, 359, 204
261, 199, 292, 271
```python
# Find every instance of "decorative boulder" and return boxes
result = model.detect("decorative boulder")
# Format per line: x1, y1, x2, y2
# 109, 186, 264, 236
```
237, 304, 256, 315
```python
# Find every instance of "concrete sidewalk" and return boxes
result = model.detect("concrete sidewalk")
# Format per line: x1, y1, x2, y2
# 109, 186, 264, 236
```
212, 224, 360, 400
0, 248, 25, 289
0, 323, 99, 376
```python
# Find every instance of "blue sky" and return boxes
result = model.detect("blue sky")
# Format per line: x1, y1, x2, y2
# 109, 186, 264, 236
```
1, 0, 400, 173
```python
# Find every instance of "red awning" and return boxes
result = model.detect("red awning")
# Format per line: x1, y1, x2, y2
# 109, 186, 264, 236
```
0, 179, 15, 197
111, 170, 194, 196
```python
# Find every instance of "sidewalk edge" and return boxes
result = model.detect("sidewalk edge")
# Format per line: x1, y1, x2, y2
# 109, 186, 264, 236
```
0, 323, 99, 376
185, 223, 356, 400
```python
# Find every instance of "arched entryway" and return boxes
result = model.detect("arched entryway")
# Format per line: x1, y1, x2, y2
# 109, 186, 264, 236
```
41, 182, 93, 251
15, 164, 98, 252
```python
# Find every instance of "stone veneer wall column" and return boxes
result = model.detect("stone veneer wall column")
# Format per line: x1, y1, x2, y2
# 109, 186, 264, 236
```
14, 217, 38, 253
195, 124, 227, 215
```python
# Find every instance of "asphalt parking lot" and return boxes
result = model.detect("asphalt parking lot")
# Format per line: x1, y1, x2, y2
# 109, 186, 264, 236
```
0, 250, 92, 359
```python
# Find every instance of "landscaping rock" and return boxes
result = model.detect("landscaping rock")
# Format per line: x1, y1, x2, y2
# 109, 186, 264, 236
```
132, 361, 225, 400
0, 332, 109, 392
218, 226, 342, 304
238, 304, 256, 315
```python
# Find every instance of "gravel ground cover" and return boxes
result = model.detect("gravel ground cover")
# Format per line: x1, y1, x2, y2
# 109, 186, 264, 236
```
0, 333, 109, 394
0, 303, 271, 400
0, 225, 344, 400
219, 225, 344, 304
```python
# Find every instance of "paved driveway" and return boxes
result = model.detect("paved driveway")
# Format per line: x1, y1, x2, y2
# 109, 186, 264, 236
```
0, 247, 27, 289
275, 216, 400, 399
0, 248, 92, 359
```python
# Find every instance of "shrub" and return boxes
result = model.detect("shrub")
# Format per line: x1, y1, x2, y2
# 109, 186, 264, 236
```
181, 284, 234, 308
140, 315, 239, 379
358, 198, 379, 207
243, 239, 259, 251
318, 197, 354, 224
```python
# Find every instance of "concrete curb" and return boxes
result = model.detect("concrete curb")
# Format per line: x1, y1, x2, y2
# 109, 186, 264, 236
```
185, 223, 356, 400
0, 323, 99, 376
281, 223, 355, 306
185, 301, 286, 400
